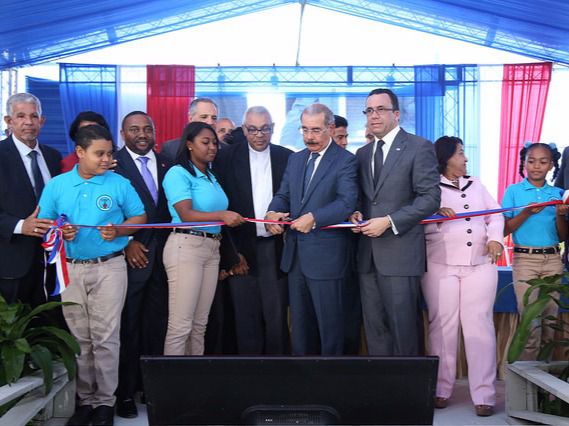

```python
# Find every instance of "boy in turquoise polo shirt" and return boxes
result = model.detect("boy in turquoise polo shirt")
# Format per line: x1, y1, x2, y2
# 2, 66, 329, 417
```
39, 124, 146, 426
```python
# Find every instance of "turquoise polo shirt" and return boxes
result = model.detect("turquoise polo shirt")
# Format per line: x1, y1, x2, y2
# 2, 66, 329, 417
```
502, 178, 563, 247
38, 166, 145, 259
163, 164, 228, 234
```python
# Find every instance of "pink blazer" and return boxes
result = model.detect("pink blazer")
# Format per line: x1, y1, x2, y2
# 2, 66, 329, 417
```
425, 176, 504, 266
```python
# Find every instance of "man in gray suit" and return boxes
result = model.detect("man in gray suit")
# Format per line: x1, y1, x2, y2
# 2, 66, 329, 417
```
351, 88, 440, 356
160, 98, 218, 161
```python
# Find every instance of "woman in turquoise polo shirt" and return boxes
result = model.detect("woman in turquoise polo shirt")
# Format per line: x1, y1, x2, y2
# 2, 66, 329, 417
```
162, 121, 244, 355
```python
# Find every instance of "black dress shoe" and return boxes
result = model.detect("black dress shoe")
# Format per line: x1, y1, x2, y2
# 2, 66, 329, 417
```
66, 404, 93, 425
91, 405, 115, 426
116, 397, 138, 418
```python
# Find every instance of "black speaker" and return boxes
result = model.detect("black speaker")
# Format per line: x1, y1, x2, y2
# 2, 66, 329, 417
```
141, 356, 438, 425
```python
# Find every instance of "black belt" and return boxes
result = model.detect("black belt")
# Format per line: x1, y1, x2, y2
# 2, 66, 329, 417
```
174, 228, 222, 240
514, 246, 560, 255
66, 251, 124, 265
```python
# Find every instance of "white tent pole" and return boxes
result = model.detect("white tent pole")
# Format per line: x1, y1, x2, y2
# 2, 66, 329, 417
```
295, 1, 307, 66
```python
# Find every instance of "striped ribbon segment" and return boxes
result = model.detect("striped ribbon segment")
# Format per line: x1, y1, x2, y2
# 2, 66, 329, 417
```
42, 214, 70, 295
42, 198, 564, 295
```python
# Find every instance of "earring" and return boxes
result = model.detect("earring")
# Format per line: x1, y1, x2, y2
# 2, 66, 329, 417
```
189, 148, 192, 151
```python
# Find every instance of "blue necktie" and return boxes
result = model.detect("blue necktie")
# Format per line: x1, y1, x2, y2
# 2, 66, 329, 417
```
138, 156, 158, 204
28, 150, 45, 199
303, 152, 320, 196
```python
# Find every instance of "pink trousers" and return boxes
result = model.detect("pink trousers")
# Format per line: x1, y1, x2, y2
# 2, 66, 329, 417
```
421, 262, 497, 406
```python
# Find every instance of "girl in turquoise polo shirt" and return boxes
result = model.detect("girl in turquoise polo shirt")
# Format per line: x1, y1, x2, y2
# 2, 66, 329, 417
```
162, 121, 244, 356
502, 142, 568, 360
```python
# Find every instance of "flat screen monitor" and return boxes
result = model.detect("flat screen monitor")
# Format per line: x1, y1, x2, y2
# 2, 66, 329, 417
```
141, 356, 438, 425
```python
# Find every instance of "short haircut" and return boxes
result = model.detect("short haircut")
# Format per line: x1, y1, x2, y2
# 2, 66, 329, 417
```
75, 124, 113, 150
334, 115, 348, 128
121, 110, 154, 130
6, 93, 42, 117
69, 111, 110, 142
188, 97, 218, 116
242, 106, 272, 125
301, 103, 335, 126
367, 88, 400, 112
434, 136, 463, 175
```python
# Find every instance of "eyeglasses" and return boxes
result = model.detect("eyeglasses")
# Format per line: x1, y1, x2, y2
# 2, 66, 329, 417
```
245, 126, 272, 135
363, 107, 395, 116
299, 127, 327, 135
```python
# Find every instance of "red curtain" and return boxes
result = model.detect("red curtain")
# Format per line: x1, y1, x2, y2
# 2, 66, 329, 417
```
497, 62, 552, 265
146, 65, 195, 150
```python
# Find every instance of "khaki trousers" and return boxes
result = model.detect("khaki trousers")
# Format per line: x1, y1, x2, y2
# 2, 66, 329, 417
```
163, 233, 220, 355
62, 255, 127, 408
512, 250, 563, 361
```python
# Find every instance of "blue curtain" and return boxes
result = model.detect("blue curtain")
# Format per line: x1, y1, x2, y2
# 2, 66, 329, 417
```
59, 63, 118, 153
413, 65, 480, 176
26, 76, 68, 155
414, 65, 444, 144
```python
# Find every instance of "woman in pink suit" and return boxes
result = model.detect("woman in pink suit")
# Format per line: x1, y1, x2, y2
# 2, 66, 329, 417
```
422, 136, 504, 417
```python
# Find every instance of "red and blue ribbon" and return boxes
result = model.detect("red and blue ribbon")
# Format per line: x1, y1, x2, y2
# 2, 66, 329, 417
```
42, 198, 564, 294
42, 214, 70, 296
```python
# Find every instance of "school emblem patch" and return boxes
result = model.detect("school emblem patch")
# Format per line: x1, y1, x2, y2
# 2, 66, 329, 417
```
96, 195, 113, 211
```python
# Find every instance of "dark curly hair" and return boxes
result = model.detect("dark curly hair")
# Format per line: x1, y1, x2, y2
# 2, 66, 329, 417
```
175, 121, 219, 177
518, 142, 561, 180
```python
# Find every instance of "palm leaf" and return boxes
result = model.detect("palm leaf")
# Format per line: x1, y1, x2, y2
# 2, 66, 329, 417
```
508, 297, 550, 363
11, 302, 75, 338
29, 344, 53, 393
26, 326, 80, 355
1, 343, 26, 384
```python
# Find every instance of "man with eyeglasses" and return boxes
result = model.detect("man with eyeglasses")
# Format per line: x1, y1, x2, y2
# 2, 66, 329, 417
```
214, 106, 293, 354
266, 103, 358, 355
114, 111, 171, 419
350, 88, 440, 356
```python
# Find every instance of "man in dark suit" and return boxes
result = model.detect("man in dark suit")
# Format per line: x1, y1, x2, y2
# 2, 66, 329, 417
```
350, 88, 440, 356
160, 98, 218, 161
0, 93, 61, 306
214, 106, 292, 354
114, 111, 171, 418
266, 103, 358, 355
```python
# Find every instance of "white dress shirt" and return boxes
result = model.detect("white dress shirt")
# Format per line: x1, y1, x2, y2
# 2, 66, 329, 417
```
305, 138, 333, 182
371, 125, 400, 177
125, 146, 159, 189
249, 144, 273, 237
13, 136, 53, 234
370, 126, 401, 235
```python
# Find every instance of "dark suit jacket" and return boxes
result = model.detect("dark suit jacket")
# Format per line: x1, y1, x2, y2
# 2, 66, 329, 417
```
268, 141, 358, 280
113, 148, 171, 281
0, 136, 61, 279
214, 142, 293, 275
355, 128, 440, 276
555, 146, 569, 190
160, 138, 180, 163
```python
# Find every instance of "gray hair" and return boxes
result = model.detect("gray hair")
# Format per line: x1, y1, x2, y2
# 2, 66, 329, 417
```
6, 93, 42, 117
301, 103, 334, 126
242, 106, 272, 125
188, 97, 218, 116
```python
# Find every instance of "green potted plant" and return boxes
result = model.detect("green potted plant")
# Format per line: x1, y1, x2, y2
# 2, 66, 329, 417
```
0, 294, 79, 394
506, 273, 569, 421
